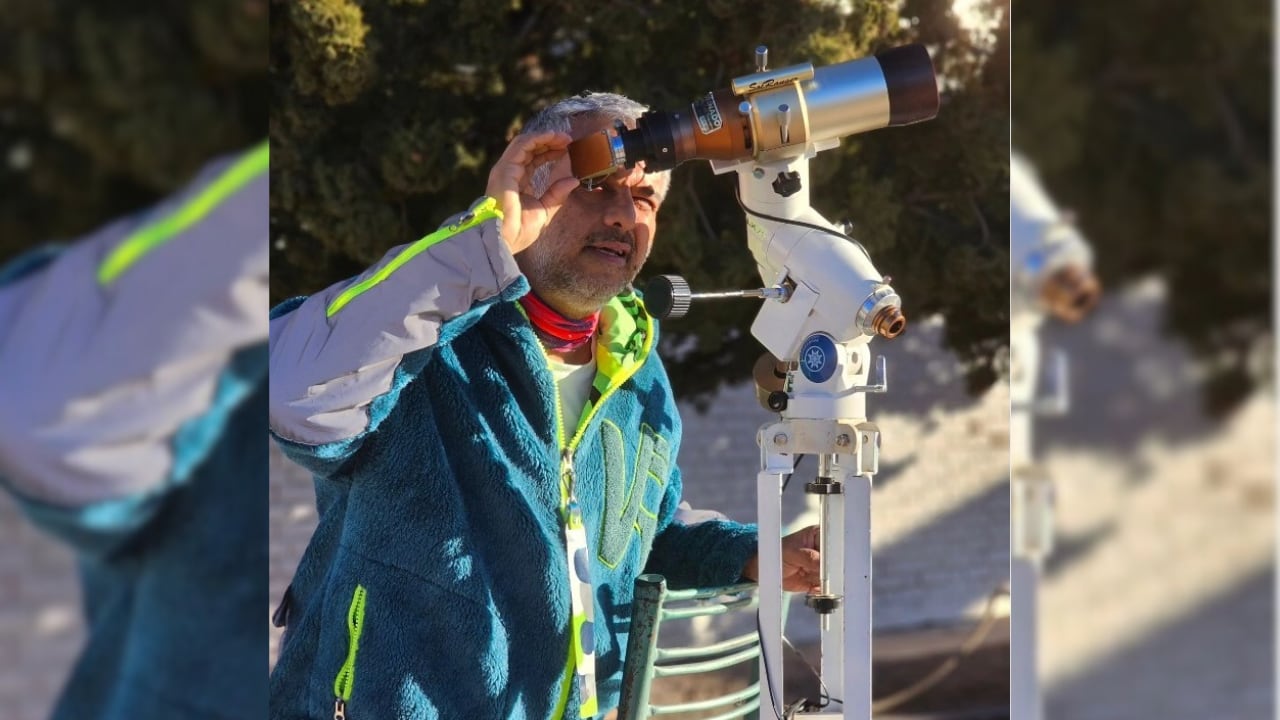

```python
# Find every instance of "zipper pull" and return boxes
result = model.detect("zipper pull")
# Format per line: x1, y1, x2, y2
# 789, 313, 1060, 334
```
561, 449, 577, 501
334, 698, 347, 720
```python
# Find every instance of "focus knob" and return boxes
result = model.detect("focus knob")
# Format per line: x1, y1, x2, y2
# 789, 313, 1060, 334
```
643, 275, 692, 320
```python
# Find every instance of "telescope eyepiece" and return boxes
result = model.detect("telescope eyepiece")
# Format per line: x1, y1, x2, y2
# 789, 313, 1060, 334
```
623, 111, 681, 173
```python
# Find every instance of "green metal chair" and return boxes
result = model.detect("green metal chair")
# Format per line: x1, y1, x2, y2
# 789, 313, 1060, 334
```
616, 573, 765, 720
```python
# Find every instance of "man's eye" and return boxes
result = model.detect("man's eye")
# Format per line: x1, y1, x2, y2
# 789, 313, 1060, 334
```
634, 196, 657, 210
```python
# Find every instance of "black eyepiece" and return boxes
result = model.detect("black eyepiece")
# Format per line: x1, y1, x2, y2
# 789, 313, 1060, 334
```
619, 111, 681, 172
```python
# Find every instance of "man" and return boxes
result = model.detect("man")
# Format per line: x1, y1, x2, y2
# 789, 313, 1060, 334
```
268, 93, 820, 720
0, 143, 269, 719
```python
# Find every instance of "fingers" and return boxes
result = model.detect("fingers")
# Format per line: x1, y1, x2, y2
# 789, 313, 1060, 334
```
502, 132, 572, 187
485, 132, 574, 253
762, 526, 828, 593
781, 542, 821, 593
780, 569, 822, 593
502, 131, 572, 165
782, 527, 820, 562
541, 176, 580, 210
782, 579, 823, 593
787, 546, 820, 574
487, 131, 572, 198
530, 146, 569, 166
516, 147, 569, 192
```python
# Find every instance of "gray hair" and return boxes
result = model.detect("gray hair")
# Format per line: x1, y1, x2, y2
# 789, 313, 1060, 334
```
522, 92, 672, 203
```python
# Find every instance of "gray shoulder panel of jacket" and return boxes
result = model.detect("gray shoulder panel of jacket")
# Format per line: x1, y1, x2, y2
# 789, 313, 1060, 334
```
268, 214, 522, 446
0, 154, 267, 508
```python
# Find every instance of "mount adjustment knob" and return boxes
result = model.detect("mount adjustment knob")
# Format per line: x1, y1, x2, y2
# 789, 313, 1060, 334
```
643, 275, 692, 320
772, 171, 802, 197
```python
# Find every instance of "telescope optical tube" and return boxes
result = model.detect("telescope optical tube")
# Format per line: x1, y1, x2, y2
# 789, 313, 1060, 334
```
568, 44, 939, 183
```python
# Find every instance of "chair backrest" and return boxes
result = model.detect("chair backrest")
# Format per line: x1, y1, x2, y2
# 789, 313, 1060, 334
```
617, 573, 763, 720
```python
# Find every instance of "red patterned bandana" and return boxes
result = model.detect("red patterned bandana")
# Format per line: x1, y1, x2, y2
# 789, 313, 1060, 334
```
518, 292, 600, 352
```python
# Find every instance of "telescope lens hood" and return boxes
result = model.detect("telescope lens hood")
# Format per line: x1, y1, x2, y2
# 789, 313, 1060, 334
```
875, 44, 939, 125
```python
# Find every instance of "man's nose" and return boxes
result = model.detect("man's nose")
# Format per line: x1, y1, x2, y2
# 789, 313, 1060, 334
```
602, 188, 637, 231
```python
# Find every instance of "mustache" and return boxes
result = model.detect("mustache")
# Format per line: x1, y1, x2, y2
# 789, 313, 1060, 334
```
584, 228, 635, 250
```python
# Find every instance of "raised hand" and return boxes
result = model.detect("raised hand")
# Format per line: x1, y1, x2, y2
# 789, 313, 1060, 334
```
484, 131, 581, 254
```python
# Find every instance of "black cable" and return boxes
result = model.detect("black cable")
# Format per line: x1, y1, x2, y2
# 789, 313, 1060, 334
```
755, 610, 786, 720
782, 635, 842, 707
769, 583, 1007, 713
781, 454, 812, 493
732, 185, 874, 263
759, 608, 841, 717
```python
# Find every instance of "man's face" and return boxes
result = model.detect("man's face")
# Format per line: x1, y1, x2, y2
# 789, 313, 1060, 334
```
516, 115, 662, 318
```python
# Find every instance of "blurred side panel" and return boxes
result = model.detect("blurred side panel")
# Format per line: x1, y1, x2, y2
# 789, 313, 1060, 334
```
0, 2, 268, 719
1011, 1, 1273, 719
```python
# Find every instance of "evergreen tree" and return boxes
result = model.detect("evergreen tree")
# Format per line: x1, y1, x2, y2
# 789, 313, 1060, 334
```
272, 0, 1010, 402
1012, 0, 1271, 415
0, 0, 267, 260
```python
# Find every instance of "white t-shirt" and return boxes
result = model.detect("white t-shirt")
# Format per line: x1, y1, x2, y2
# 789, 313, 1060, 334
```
546, 344, 597, 434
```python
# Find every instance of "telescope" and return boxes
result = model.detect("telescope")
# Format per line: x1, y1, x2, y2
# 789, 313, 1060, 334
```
1010, 152, 1101, 323
571, 44, 937, 360
570, 44, 937, 183
600, 44, 940, 720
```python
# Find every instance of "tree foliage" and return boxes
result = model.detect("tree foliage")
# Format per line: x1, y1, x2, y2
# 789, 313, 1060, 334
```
0, 0, 268, 261
267, 0, 1010, 402
1011, 0, 1271, 415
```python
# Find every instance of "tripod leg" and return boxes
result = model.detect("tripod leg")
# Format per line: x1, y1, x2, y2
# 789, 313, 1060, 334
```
842, 470, 873, 720
819, 460, 846, 711
1011, 556, 1042, 720
757, 468, 786, 717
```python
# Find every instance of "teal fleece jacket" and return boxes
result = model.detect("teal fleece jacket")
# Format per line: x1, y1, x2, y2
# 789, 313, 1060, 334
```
268, 199, 758, 720
0, 145, 268, 719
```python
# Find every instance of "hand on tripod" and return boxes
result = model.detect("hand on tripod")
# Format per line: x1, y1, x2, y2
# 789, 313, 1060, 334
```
742, 525, 821, 592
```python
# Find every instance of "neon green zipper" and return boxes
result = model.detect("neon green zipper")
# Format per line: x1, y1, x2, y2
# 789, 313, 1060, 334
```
97, 140, 269, 285
326, 197, 503, 318
332, 584, 368, 720
528, 302, 654, 720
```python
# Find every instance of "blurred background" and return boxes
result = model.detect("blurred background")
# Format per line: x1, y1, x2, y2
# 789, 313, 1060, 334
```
268, 0, 1012, 717
0, 2, 265, 718
1011, 1, 1273, 718
4, 0, 1274, 718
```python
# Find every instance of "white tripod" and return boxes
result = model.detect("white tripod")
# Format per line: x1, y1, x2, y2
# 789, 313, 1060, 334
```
1009, 152, 1099, 720
634, 43, 937, 720
649, 151, 902, 719
1009, 311, 1066, 720
720, 149, 901, 720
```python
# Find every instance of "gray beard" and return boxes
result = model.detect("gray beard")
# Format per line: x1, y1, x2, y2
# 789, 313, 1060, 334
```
519, 230, 642, 317
522, 251, 632, 317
